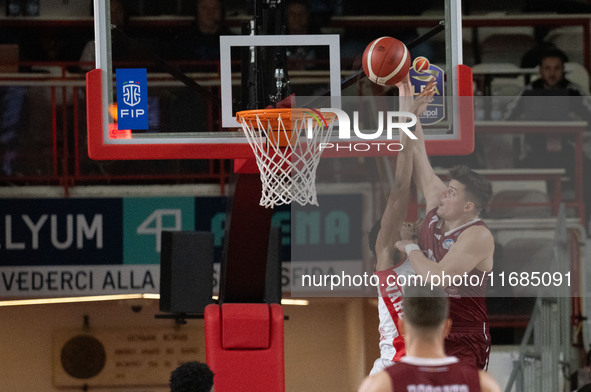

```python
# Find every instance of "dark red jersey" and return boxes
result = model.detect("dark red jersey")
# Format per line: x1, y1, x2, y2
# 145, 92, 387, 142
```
418, 208, 491, 369
385, 356, 482, 391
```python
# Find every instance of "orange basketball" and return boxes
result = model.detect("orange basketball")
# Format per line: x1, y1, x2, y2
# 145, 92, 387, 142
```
362, 36, 411, 86
412, 56, 430, 73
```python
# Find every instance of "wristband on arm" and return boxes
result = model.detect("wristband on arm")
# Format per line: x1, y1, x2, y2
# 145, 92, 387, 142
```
405, 243, 421, 255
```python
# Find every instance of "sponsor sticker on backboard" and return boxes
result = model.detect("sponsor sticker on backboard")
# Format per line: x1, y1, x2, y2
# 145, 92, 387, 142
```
409, 57, 445, 125
116, 68, 148, 130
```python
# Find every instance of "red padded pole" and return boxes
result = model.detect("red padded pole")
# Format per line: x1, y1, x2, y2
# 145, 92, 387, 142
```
205, 304, 285, 391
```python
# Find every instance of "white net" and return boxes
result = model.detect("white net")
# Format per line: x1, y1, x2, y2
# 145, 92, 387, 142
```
237, 109, 336, 208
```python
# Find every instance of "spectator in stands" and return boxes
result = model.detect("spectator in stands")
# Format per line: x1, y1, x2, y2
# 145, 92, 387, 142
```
165, 0, 232, 133
79, 0, 153, 72
170, 361, 214, 392
520, 42, 558, 69
505, 47, 591, 225
286, 0, 312, 35
285, 0, 326, 71
305, 0, 343, 32
339, 0, 437, 69
0, 31, 26, 176
169, 0, 232, 69
0, 85, 26, 176
506, 48, 591, 118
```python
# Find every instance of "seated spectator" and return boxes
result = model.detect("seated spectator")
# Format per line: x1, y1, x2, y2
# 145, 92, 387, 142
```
505, 47, 591, 223
164, 0, 233, 132
285, 0, 327, 71
505, 48, 591, 125
169, 0, 233, 71
0, 32, 26, 176
515, 48, 588, 98
339, 0, 437, 69
79, 0, 153, 72
520, 42, 558, 69
0, 85, 26, 176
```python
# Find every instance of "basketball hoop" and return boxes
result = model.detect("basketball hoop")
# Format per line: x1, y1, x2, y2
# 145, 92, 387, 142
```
236, 108, 337, 208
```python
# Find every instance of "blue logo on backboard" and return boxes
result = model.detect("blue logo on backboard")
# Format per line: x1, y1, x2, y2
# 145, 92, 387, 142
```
116, 68, 148, 130
122, 82, 141, 106
409, 57, 445, 125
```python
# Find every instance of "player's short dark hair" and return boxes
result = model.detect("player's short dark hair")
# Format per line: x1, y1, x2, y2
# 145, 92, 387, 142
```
368, 219, 404, 264
449, 165, 492, 213
170, 361, 214, 392
403, 286, 448, 329
539, 48, 569, 66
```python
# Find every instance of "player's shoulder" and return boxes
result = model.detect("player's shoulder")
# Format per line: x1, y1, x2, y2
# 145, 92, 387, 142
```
458, 224, 494, 243
478, 369, 502, 392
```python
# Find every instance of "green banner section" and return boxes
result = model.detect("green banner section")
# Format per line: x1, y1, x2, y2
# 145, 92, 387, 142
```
122, 197, 195, 264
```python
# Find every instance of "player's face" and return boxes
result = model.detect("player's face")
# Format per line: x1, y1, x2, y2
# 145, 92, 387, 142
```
437, 180, 470, 219
540, 57, 565, 88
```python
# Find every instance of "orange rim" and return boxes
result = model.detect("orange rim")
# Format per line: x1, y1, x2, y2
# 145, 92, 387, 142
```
236, 108, 336, 131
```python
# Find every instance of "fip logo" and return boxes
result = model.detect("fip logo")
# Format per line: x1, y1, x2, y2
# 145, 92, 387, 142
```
116, 68, 149, 130
122, 81, 141, 107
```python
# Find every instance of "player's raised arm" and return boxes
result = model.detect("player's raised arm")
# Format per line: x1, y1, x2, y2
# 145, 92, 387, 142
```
410, 78, 447, 212
374, 75, 433, 271
373, 76, 415, 271
357, 371, 393, 392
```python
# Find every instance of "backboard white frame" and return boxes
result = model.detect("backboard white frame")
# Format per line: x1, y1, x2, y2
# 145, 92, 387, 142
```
87, 0, 473, 159
219, 34, 342, 128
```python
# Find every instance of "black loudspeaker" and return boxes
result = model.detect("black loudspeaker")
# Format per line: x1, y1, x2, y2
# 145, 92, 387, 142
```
159, 231, 214, 313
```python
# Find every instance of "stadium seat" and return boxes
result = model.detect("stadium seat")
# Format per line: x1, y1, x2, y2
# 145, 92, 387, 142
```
479, 34, 536, 65
565, 62, 590, 94
545, 26, 584, 65
204, 303, 285, 392
486, 189, 552, 219
496, 237, 555, 297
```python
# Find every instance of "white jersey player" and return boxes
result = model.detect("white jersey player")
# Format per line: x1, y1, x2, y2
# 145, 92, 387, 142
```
367, 76, 435, 375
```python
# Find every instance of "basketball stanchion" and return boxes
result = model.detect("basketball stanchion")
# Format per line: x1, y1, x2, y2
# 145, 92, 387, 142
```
236, 108, 337, 208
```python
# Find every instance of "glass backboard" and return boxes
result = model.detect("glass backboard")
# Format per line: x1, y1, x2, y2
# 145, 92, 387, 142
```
86, 0, 473, 160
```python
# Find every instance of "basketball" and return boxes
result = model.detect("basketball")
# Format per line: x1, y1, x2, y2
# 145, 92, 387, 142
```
362, 36, 411, 86
412, 56, 430, 73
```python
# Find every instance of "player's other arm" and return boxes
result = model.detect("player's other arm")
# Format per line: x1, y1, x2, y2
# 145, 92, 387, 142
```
479, 370, 502, 392
410, 78, 447, 212
396, 225, 494, 280
357, 371, 393, 392
375, 75, 433, 271
374, 77, 415, 271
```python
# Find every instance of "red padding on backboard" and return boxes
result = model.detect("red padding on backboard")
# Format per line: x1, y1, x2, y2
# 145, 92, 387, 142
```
85, 69, 255, 160
221, 303, 270, 349
423, 64, 474, 156
86, 65, 474, 160
205, 303, 285, 392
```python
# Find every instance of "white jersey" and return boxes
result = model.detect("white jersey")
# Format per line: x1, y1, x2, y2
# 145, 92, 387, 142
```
370, 259, 415, 375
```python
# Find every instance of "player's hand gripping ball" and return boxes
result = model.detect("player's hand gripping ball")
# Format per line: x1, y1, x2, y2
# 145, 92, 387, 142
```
362, 36, 411, 86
